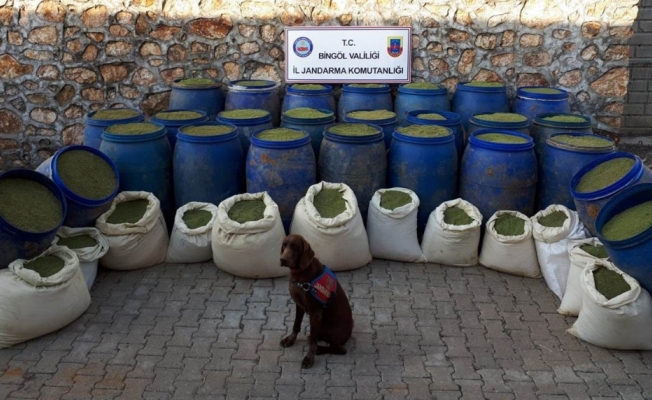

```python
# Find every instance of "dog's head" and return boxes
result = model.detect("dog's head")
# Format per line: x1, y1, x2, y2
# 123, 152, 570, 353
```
280, 234, 315, 271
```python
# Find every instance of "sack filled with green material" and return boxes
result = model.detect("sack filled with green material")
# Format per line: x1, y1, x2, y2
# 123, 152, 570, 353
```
531, 205, 589, 300
0, 246, 90, 349
290, 182, 371, 271
167, 202, 218, 264
479, 210, 540, 278
568, 260, 652, 350
422, 198, 483, 266
52, 226, 109, 290
367, 188, 426, 263
96, 191, 169, 270
212, 192, 287, 278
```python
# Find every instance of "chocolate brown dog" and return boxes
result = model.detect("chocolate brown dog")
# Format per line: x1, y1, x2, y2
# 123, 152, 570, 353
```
279, 234, 353, 368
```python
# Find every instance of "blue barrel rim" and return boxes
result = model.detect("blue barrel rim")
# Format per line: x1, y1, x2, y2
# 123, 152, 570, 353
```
85, 109, 144, 125
516, 86, 569, 101
406, 109, 462, 126
468, 129, 535, 151
570, 152, 643, 201
177, 121, 239, 143
469, 112, 530, 129
398, 83, 447, 95
151, 109, 209, 127
392, 125, 455, 144
217, 110, 272, 126
595, 183, 652, 248
228, 79, 278, 90
324, 123, 384, 143
101, 122, 168, 143
286, 84, 334, 95
0, 168, 68, 239
250, 127, 311, 149
456, 81, 507, 93
547, 132, 616, 154
534, 113, 592, 128
281, 108, 335, 125
342, 83, 390, 93
170, 78, 222, 89
344, 109, 398, 126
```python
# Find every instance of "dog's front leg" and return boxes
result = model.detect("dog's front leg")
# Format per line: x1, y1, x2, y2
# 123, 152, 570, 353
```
281, 304, 304, 347
302, 309, 323, 368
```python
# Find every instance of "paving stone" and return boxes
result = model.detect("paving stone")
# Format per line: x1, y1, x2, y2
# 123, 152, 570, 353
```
8, 372, 51, 399
76, 353, 112, 376
126, 356, 162, 379
96, 365, 132, 390
38, 385, 70, 400
115, 378, 151, 400
60, 375, 102, 399
146, 368, 181, 393
44, 363, 84, 387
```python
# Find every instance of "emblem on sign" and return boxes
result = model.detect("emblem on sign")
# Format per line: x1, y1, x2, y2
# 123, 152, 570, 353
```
293, 37, 313, 58
387, 36, 403, 58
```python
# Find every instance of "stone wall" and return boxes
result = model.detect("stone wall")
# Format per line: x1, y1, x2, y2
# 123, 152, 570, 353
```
0, 0, 640, 170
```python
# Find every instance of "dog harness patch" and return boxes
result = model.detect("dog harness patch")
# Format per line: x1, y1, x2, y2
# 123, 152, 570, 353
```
309, 266, 338, 306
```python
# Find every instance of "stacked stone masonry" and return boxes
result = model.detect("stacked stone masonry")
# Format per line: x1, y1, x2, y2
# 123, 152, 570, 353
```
0, 0, 641, 170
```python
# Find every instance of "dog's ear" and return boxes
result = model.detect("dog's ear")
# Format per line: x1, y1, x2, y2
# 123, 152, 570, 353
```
299, 237, 315, 269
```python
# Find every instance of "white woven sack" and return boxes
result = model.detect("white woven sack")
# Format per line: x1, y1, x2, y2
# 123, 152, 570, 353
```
166, 202, 218, 264
479, 210, 540, 278
532, 205, 589, 300
290, 182, 371, 271
52, 226, 110, 290
558, 237, 608, 316
568, 260, 652, 350
96, 191, 169, 270
0, 246, 90, 349
212, 192, 287, 278
367, 188, 426, 263
422, 198, 482, 266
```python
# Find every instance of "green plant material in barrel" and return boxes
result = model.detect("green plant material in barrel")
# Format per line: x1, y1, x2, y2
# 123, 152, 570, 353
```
24, 254, 65, 278
349, 83, 385, 88
234, 80, 272, 87
580, 244, 609, 259
404, 82, 441, 90
181, 125, 234, 137
106, 122, 161, 135
477, 133, 528, 144
346, 110, 396, 120
107, 199, 149, 224
397, 125, 450, 138
57, 234, 97, 249
177, 78, 217, 87
444, 206, 475, 226
465, 81, 504, 87
57, 150, 118, 200
593, 267, 631, 300
284, 108, 332, 119
0, 178, 62, 233
543, 114, 587, 123
521, 87, 563, 95
155, 111, 204, 120
575, 158, 635, 193
328, 123, 378, 137
228, 199, 266, 223
494, 213, 526, 236
601, 201, 652, 241
219, 109, 269, 119
257, 128, 305, 141
380, 190, 412, 211
416, 113, 446, 121
183, 209, 213, 229
552, 134, 613, 148
475, 112, 527, 123
313, 188, 346, 218
292, 84, 326, 90
537, 211, 568, 228
92, 109, 141, 120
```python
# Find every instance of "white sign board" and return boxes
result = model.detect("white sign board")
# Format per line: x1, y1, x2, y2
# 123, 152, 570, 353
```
285, 27, 411, 83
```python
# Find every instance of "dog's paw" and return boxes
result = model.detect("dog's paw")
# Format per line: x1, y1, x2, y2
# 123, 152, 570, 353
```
280, 335, 296, 348
301, 354, 314, 368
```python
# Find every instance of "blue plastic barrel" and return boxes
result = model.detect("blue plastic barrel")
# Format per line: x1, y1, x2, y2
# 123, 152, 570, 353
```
460, 129, 537, 221
388, 126, 458, 234
407, 110, 465, 159
531, 113, 592, 161
169, 79, 225, 120
512, 86, 570, 123
36, 145, 120, 227
394, 83, 450, 125
151, 110, 209, 149
216, 109, 273, 153
595, 183, 652, 293
451, 82, 509, 131
280, 109, 335, 159
538, 133, 616, 211
100, 122, 174, 223
343, 110, 398, 149
0, 169, 67, 269
467, 113, 531, 137
174, 122, 243, 209
225, 80, 281, 126
282, 84, 336, 116
571, 152, 652, 236
319, 123, 387, 219
247, 128, 316, 232
84, 109, 144, 150
337, 84, 393, 122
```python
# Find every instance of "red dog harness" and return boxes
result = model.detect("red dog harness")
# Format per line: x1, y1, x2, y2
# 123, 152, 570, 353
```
294, 266, 338, 307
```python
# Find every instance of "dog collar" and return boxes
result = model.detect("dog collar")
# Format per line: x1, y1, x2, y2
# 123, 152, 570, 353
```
292, 266, 338, 306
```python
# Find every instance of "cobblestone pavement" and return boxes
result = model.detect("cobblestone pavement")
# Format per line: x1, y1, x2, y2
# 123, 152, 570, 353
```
1, 260, 651, 400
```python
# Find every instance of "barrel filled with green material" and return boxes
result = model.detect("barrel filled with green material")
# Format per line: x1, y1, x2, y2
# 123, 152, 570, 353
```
468, 112, 530, 136
537, 211, 568, 228
283, 108, 332, 119
593, 267, 631, 300
575, 158, 636, 194
403, 82, 441, 90
543, 115, 587, 123
444, 206, 475, 226
228, 199, 266, 223
182, 209, 213, 229
219, 109, 270, 119
176, 78, 219, 87
601, 200, 652, 241
465, 81, 504, 87
580, 244, 609, 259
346, 110, 396, 120
0, 177, 63, 233
106, 199, 149, 224
105, 122, 162, 136
233, 80, 273, 87
291, 84, 326, 90
416, 113, 446, 120
349, 83, 385, 88
256, 128, 306, 142
380, 190, 412, 211
180, 124, 234, 136
551, 134, 614, 148
57, 234, 97, 249
313, 188, 347, 218
476, 133, 529, 144
327, 123, 379, 137
154, 111, 205, 120
475, 113, 528, 123
56, 150, 118, 201
396, 125, 450, 138
494, 213, 526, 236
521, 87, 563, 95
91, 109, 141, 120
25, 254, 65, 278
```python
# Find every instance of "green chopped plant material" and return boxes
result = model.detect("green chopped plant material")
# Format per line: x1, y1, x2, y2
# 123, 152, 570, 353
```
0, 178, 62, 233
57, 150, 117, 200
219, 109, 269, 119
575, 158, 635, 193
292, 84, 326, 90
475, 113, 528, 123
177, 78, 217, 86
397, 125, 450, 138
380, 190, 412, 211
465, 81, 504, 87
593, 267, 631, 300
537, 211, 568, 228
328, 123, 378, 136
416, 113, 446, 120
257, 128, 305, 141
543, 115, 587, 123
234, 80, 271, 87
154, 111, 204, 120
24, 255, 65, 278
92, 109, 141, 120
601, 201, 652, 241
284, 108, 332, 119
521, 87, 563, 95
313, 188, 347, 218
580, 244, 609, 259
182, 209, 213, 229
444, 206, 475, 225
477, 133, 528, 144
552, 134, 613, 148
228, 199, 266, 223
57, 234, 97, 249
494, 214, 525, 236
181, 125, 234, 136
404, 82, 441, 90
346, 110, 396, 120
349, 83, 385, 88
106, 199, 149, 224
106, 122, 161, 135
